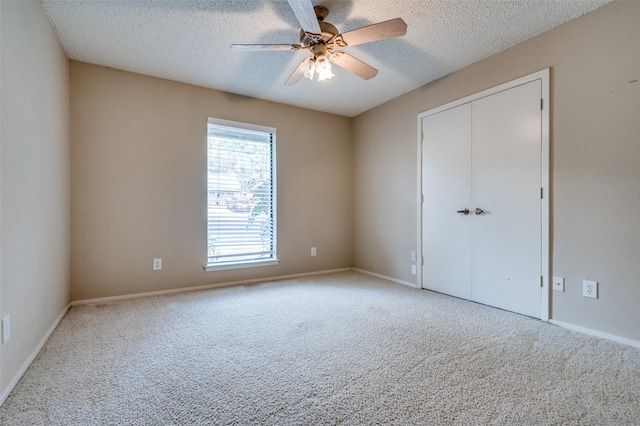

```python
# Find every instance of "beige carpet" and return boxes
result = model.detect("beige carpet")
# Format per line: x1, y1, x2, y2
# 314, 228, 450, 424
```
1, 271, 639, 425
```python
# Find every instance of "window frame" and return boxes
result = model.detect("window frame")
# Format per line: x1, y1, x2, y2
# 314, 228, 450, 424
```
204, 117, 278, 272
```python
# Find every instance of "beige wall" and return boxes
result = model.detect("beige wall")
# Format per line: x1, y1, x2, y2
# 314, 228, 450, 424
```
353, 1, 640, 342
0, 1, 70, 397
70, 62, 352, 300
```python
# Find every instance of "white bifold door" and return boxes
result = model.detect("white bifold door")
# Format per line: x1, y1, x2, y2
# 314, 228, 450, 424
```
422, 79, 543, 318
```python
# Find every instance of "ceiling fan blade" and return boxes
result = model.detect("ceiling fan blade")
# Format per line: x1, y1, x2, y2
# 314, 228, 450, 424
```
331, 52, 378, 80
230, 44, 302, 52
338, 18, 407, 47
285, 57, 310, 86
287, 0, 321, 35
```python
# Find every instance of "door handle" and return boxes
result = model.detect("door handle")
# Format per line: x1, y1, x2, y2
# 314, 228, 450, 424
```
474, 208, 484, 215
456, 208, 470, 215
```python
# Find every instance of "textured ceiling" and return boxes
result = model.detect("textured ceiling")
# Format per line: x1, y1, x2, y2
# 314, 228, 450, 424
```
42, 0, 610, 117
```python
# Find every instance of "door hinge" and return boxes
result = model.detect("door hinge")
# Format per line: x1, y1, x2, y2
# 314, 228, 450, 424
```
421, 194, 424, 204
540, 98, 544, 110
421, 131, 424, 142
540, 275, 544, 288
421, 257, 424, 266
540, 187, 543, 199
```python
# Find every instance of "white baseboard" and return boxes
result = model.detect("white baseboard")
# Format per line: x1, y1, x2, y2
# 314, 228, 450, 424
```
550, 319, 640, 349
352, 268, 420, 289
71, 268, 352, 306
0, 303, 71, 407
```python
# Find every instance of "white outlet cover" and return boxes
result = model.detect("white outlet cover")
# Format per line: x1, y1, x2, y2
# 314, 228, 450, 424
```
152, 258, 162, 271
2, 315, 10, 343
583, 280, 598, 299
552, 276, 564, 292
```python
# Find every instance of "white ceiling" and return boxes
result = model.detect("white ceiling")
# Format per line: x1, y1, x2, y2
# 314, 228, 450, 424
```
42, 0, 610, 117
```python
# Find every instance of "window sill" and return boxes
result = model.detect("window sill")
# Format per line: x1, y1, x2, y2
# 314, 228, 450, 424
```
204, 258, 279, 272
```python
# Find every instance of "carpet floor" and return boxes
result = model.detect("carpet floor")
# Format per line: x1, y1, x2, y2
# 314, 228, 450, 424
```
1, 271, 639, 425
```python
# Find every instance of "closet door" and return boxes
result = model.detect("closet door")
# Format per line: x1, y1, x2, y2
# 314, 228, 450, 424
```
470, 80, 542, 318
422, 104, 472, 299
420, 78, 543, 319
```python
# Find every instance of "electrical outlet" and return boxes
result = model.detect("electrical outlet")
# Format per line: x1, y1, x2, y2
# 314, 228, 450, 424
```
411, 251, 417, 262
411, 264, 417, 275
311, 247, 316, 257
152, 258, 162, 271
583, 280, 598, 299
552, 276, 564, 292
2, 315, 10, 343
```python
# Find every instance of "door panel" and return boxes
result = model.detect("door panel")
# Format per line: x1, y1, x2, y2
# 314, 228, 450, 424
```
422, 104, 472, 299
470, 81, 542, 318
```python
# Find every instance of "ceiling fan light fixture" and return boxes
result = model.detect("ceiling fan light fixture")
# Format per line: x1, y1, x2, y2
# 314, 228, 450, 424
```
315, 55, 334, 81
303, 53, 333, 82
303, 58, 315, 80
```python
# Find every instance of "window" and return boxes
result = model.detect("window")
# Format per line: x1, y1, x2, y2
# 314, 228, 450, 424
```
205, 118, 277, 271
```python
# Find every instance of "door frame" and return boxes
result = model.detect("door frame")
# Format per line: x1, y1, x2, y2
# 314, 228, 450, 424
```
416, 68, 550, 320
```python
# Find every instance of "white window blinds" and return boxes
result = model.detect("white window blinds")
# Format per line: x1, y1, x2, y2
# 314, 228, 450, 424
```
206, 118, 276, 269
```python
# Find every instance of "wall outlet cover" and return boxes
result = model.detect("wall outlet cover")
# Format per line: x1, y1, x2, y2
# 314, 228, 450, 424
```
552, 276, 564, 292
152, 258, 162, 271
583, 280, 598, 299
2, 315, 10, 343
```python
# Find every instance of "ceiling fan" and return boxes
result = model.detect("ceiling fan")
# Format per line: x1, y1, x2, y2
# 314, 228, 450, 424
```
230, 0, 407, 85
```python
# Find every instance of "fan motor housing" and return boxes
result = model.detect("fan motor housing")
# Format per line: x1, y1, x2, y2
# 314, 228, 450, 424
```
299, 21, 339, 46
